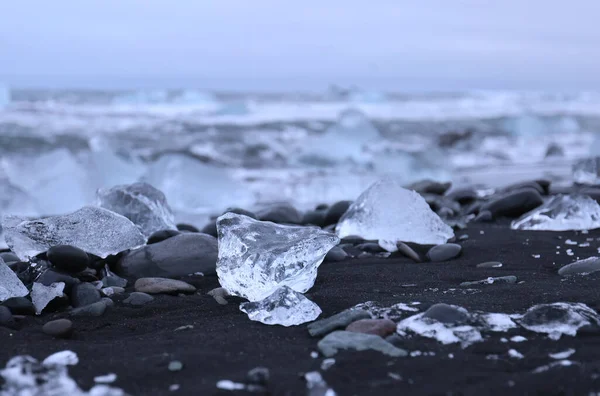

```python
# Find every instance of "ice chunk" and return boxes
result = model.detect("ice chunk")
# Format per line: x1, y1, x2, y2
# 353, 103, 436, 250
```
239, 286, 322, 326
3, 206, 145, 261
336, 179, 454, 247
518, 302, 600, 340
97, 182, 177, 237
511, 195, 600, 231
0, 257, 29, 302
31, 282, 65, 315
304, 371, 337, 396
216, 213, 340, 301
81, 150, 146, 190
573, 157, 600, 185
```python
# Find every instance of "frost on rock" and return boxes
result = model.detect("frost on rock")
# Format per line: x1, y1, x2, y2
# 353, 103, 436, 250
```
336, 179, 454, 248
0, 257, 28, 302
31, 282, 65, 315
572, 157, 600, 185
0, 351, 126, 396
97, 182, 177, 237
518, 302, 600, 340
3, 206, 145, 261
239, 286, 322, 326
216, 213, 340, 301
511, 195, 600, 231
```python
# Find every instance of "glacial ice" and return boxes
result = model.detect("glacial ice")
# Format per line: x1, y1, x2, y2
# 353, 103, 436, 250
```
3, 206, 145, 261
239, 286, 322, 326
0, 257, 29, 302
31, 282, 65, 315
573, 157, 600, 185
97, 182, 177, 237
336, 179, 454, 248
216, 213, 340, 301
518, 302, 600, 340
511, 195, 600, 231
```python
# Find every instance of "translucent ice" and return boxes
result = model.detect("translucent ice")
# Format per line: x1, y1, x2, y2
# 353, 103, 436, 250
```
0, 257, 29, 302
518, 302, 600, 340
239, 286, 322, 326
573, 157, 600, 185
216, 213, 340, 301
511, 195, 600, 231
31, 282, 65, 315
3, 206, 145, 261
97, 182, 177, 237
336, 179, 454, 248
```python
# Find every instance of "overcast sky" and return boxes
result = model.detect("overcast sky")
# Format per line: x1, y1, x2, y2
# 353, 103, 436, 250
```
1, 0, 599, 91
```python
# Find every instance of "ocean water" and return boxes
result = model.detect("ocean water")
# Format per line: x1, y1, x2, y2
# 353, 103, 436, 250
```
1, 87, 599, 226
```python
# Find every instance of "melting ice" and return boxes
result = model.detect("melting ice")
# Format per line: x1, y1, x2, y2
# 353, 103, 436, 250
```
511, 195, 600, 231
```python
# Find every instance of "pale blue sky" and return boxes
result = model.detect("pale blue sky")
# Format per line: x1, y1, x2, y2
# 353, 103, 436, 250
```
1, 0, 599, 90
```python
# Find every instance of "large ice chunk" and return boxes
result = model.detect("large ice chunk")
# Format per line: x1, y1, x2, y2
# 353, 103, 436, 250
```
573, 157, 600, 185
97, 182, 177, 237
216, 213, 340, 301
239, 286, 322, 326
31, 282, 65, 315
0, 257, 29, 302
336, 179, 454, 247
511, 195, 600, 231
3, 206, 145, 261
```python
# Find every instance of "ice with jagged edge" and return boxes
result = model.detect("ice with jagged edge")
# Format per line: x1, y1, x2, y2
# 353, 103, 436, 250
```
216, 213, 340, 301
511, 195, 600, 231
97, 182, 177, 237
0, 351, 126, 396
336, 179, 454, 248
3, 206, 145, 261
518, 302, 600, 340
573, 157, 600, 185
0, 257, 29, 302
239, 286, 322, 326
353, 301, 420, 321
31, 282, 65, 315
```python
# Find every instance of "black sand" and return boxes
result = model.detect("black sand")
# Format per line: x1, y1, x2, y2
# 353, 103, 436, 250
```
2, 223, 600, 395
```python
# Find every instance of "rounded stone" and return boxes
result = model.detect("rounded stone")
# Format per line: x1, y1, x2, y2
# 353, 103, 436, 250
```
324, 200, 352, 226
325, 246, 348, 262
200, 221, 218, 237
477, 261, 503, 268
47, 245, 90, 274
0, 306, 13, 326
37, 269, 80, 292
42, 319, 73, 338
2, 297, 36, 315
356, 243, 385, 254
134, 277, 196, 294
423, 303, 470, 325
257, 204, 303, 224
70, 301, 107, 317
147, 229, 181, 245
558, 257, 600, 276
427, 243, 462, 262
176, 223, 199, 232
69, 283, 102, 308
346, 319, 397, 337
168, 361, 183, 371
480, 188, 543, 218
301, 210, 327, 227
123, 292, 154, 306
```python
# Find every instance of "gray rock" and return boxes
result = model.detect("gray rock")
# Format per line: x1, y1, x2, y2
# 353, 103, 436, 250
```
257, 203, 303, 224
134, 277, 196, 294
101, 275, 128, 288
42, 319, 73, 338
480, 188, 543, 218
476, 261, 503, 268
308, 309, 371, 337
0, 306, 13, 326
407, 180, 452, 195
317, 331, 408, 357
473, 210, 493, 222
115, 233, 218, 278
123, 292, 154, 306
356, 243, 385, 253
37, 269, 79, 292
101, 297, 114, 307
558, 257, 600, 276
396, 242, 421, 262
301, 210, 327, 227
207, 288, 229, 305
460, 276, 517, 287
423, 303, 469, 325
70, 301, 107, 317
70, 283, 101, 308
324, 200, 352, 226
324, 246, 348, 262
147, 229, 181, 245
1, 297, 35, 315
427, 243, 462, 262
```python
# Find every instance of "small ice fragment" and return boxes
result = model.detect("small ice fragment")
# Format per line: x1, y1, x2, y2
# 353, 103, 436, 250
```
97, 182, 177, 237
532, 360, 576, 374
336, 179, 454, 247
519, 302, 600, 340
31, 282, 65, 315
304, 371, 337, 396
239, 286, 322, 326
216, 213, 339, 301
481, 313, 517, 332
579, 242, 590, 247
216, 380, 246, 390
549, 348, 576, 360
565, 239, 577, 245
532, 254, 541, 259
511, 336, 527, 343
0, 257, 29, 302
511, 195, 600, 231
94, 373, 117, 384
566, 249, 574, 256
388, 372, 402, 380
508, 349, 524, 359
397, 310, 482, 347
3, 206, 145, 261
310, 351, 319, 359
169, 384, 180, 391
500, 338, 508, 343
43, 351, 79, 366
321, 358, 335, 370
448, 353, 454, 359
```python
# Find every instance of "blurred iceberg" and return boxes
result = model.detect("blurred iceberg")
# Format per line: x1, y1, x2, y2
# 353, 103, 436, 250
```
214, 101, 250, 116
349, 90, 387, 103
573, 157, 600, 185
172, 90, 217, 105
511, 195, 600, 231
0, 84, 9, 109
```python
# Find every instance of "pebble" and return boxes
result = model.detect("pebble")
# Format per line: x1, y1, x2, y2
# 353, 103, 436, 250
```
324, 200, 352, 226
480, 189, 543, 218
460, 276, 517, 287
123, 292, 155, 306
558, 257, 600, 276
422, 303, 469, 325
101, 297, 114, 307
47, 245, 90, 274
2, 297, 36, 315
308, 309, 371, 337
346, 319, 397, 337
257, 203, 303, 224
426, 243, 462, 262
135, 278, 196, 294
42, 319, 73, 338
476, 261, 503, 268
176, 223, 199, 232
324, 246, 348, 262
207, 288, 229, 305
168, 361, 184, 372
408, 180, 451, 195
147, 229, 181, 245
396, 242, 421, 262
445, 188, 478, 205
301, 210, 327, 227
317, 330, 408, 357
0, 306, 13, 326
70, 283, 102, 308
71, 301, 107, 317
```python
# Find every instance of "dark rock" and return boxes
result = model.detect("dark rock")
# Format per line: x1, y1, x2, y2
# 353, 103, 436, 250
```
0, 252, 19, 263
445, 188, 479, 205
70, 283, 101, 308
340, 236, 367, 244
356, 243, 385, 254
423, 303, 470, 324
308, 309, 371, 337
74, 268, 99, 282
384, 334, 405, 348
476, 261, 503, 268
465, 201, 482, 215
427, 243, 462, 262
37, 269, 80, 292
301, 210, 327, 227
207, 288, 229, 305
535, 179, 551, 194
325, 246, 348, 262
115, 233, 218, 278
223, 207, 257, 219
545, 143, 564, 158
257, 203, 303, 224
101, 274, 128, 288
70, 301, 107, 317
324, 200, 352, 226
318, 331, 407, 357
200, 221, 218, 237
340, 244, 362, 258
247, 367, 270, 386
346, 319, 397, 337
123, 292, 154, 306
579, 187, 600, 203
480, 188, 543, 218
558, 257, 600, 276
315, 203, 329, 211
134, 277, 196, 294
438, 129, 474, 148
101, 297, 114, 307
2, 297, 35, 315
47, 245, 90, 274
501, 181, 545, 195
176, 223, 199, 232
407, 180, 452, 195
147, 229, 181, 245
473, 210, 493, 222
42, 319, 73, 338
0, 306, 13, 326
